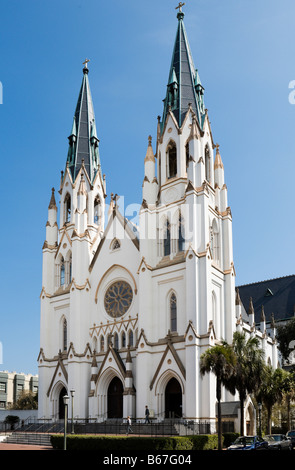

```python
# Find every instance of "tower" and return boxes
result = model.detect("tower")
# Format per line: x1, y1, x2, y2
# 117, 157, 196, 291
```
137, 7, 236, 420
38, 61, 106, 419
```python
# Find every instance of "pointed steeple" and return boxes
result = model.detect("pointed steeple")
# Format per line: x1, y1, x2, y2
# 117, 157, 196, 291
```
66, 61, 101, 183
161, 7, 205, 132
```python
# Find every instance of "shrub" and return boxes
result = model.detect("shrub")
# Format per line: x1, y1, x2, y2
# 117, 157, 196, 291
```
50, 434, 220, 451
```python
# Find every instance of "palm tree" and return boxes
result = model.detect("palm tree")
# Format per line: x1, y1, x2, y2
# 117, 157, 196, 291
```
230, 331, 265, 435
281, 369, 295, 430
200, 342, 236, 451
257, 366, 287, 434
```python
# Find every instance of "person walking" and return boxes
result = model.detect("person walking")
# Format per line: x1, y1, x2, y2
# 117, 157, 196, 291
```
145, 405, 150, 424
126, 416, 133, 435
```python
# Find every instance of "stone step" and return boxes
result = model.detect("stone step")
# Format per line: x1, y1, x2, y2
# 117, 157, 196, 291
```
3, 432, 52, 446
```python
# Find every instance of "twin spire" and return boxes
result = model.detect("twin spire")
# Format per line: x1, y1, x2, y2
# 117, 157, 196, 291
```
66, 6, 204, 180
66, 60, 101, 184
161, 6, 205, 132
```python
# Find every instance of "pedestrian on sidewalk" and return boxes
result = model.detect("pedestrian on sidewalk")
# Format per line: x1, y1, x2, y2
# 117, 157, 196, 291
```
126, 416, 133, 435
144, 405, 150, 424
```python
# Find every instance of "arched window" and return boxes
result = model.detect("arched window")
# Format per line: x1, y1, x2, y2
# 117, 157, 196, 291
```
185, 142, 189, 170
94, 196, 100, 225
64, 193, 71, 224
63, 318, 67, 351
114, 333, 119, 350
164, 220, 171, 256
60, 257, 65, 287
178, 215, 185, 252
100, 335, 105, 352
121, 331, 126, 349
205, 144, 210, 183
69, 255, 72, 283
170, 293, 177, 332
128, 330, 133, 347
167, 141, 177, 179
211, 219, 220, 266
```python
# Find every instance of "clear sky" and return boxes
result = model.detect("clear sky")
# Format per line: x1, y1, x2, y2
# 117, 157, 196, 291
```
0, 0, 294, 375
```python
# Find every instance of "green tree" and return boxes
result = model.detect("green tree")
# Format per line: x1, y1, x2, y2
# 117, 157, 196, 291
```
256, 366, 286, 434
200, 342, 236, 451
13, 390, 38, 410
230, 331, 265, 435
277, 318, 295, 363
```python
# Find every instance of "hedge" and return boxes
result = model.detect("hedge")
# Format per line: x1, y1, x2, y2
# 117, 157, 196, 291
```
50, 434, 221, 451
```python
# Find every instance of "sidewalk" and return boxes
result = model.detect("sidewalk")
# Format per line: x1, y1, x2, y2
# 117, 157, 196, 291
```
0, 442, 53, 450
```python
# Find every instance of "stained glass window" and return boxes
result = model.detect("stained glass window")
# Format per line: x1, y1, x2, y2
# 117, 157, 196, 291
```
104, 281, 133, 318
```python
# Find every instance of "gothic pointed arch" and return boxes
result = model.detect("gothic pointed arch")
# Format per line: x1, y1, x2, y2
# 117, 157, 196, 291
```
64, 192, 71, 224
166, 140, 177, 179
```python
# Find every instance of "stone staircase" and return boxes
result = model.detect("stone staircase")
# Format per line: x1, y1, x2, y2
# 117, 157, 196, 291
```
2, 432, 52, 447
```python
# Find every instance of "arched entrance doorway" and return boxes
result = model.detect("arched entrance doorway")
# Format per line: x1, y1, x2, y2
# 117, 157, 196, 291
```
107, 377, 123, 418
58, 386, 67, 420
165, 378, 182, 418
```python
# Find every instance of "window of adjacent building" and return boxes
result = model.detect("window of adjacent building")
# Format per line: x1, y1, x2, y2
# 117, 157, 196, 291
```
0, 382, 6, 393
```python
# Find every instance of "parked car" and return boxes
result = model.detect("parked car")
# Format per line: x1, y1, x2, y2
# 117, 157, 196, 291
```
227, 435, 268, 450
264, 434, 293, 450
286, 430, 295, 449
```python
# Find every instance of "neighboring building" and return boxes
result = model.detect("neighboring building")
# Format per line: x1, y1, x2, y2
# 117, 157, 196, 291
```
0, 371, 38, 410
237, 275, 295, 366
38, 7, 278, 434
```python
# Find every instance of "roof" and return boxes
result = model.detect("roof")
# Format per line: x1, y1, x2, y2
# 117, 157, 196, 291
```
161, 11, 205, 132
237, 275, 295, 324
66, 65, 101, 183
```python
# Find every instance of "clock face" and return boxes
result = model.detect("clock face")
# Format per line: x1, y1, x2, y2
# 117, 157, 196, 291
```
104, 281, 133, 318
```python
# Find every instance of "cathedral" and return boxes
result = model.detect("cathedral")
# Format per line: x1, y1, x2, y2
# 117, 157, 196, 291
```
38, 7, 278, 433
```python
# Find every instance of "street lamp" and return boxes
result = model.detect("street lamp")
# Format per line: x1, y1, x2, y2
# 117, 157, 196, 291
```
63, 395, 69, 450
70, 390, 75, 434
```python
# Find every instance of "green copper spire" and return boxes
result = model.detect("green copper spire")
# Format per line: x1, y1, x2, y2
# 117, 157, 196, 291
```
161, 7, 205, 132
66, 61, 100, 183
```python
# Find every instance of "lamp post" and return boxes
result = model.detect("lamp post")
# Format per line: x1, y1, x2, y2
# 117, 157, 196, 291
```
258, 403, 262, 436
70, 389, 75, 434
63, 395, 69, 450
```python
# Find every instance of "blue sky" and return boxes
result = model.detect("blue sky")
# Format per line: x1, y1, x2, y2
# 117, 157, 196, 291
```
0, 0, 295, 375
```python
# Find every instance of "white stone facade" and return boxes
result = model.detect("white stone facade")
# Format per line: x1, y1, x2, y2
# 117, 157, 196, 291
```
38, 12, 278, 434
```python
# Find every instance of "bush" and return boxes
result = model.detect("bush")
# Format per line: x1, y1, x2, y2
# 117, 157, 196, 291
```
4, 415, 20, 430
50, 434, 220, 451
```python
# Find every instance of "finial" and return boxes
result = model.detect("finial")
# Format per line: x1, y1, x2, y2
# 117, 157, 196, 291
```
175, 2, 185, 19
148, 135, 152, 146
83, 58, 90, 74
175, 2, 185, 13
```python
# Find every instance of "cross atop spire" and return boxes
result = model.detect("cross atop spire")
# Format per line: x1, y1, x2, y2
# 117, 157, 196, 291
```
83, 58, 90, 74
175, 2, 185, 13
